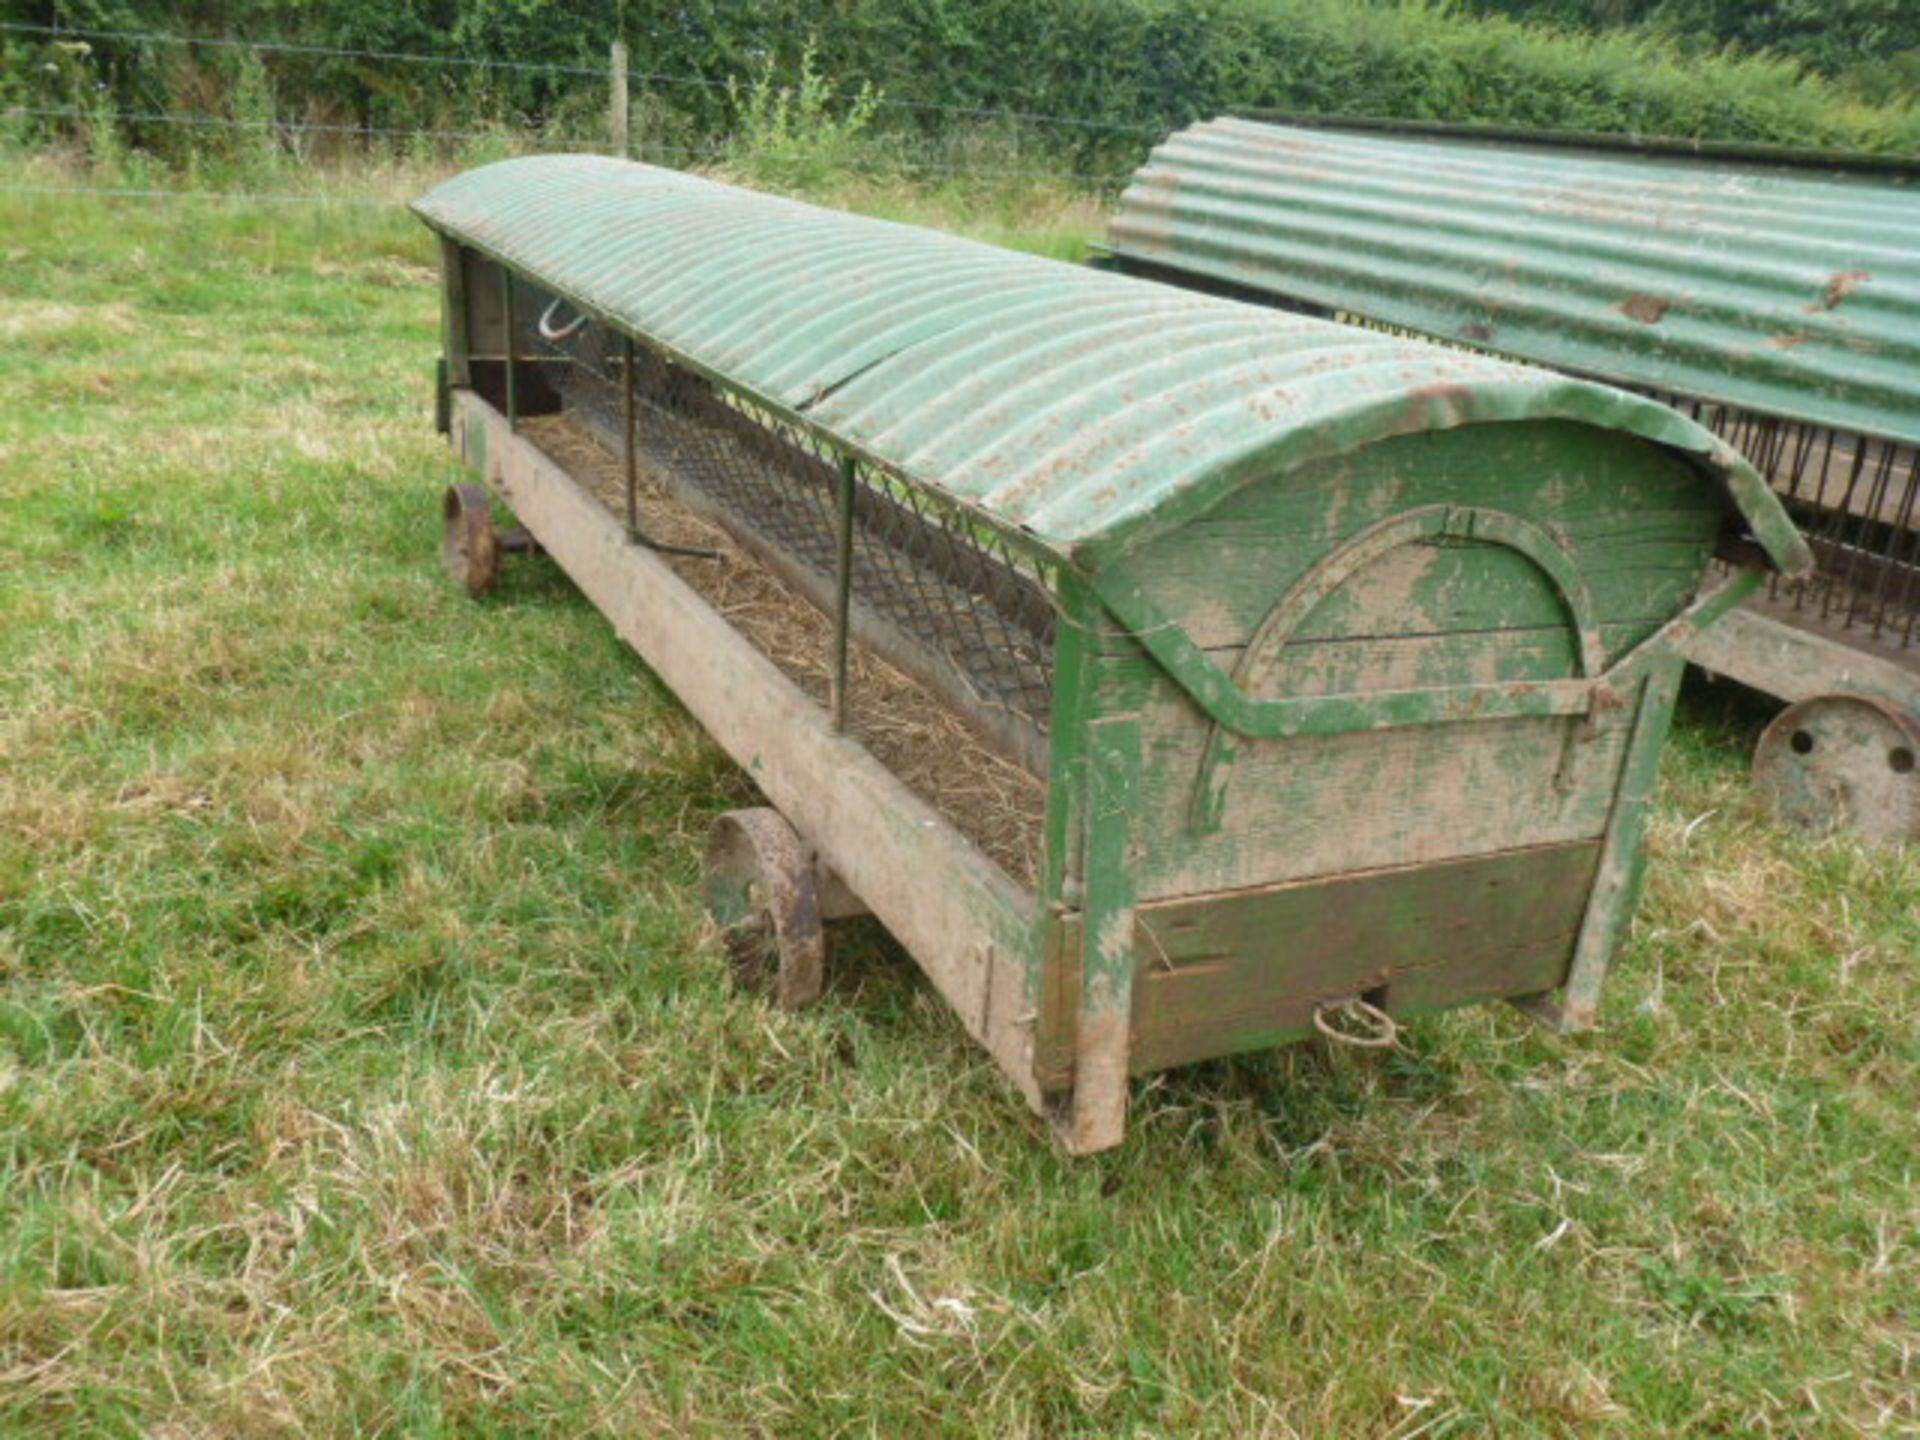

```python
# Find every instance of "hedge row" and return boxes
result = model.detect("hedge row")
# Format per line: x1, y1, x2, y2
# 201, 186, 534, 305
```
7, 0, 1918, 172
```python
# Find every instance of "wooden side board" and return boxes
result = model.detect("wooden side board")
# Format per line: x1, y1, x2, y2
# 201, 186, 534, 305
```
1128, 838, 1603, 1072
1686, 601, 1920, 715
450, 390, 1047, 1109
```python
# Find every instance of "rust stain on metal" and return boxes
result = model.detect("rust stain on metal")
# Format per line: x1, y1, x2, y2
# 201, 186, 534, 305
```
1809, 268, 1871, 312
1101, 116, 1920, 475
1617, 293, 1671, 325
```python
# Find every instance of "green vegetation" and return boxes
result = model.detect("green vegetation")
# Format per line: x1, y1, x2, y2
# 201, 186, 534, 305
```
1, 160, 1916, 1436
5, 0, 1919, 187
1462, 0, 1920, 104
722, 42, 884, 195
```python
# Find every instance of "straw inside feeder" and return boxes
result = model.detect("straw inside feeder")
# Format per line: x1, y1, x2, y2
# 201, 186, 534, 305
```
523, 414, 1048, 888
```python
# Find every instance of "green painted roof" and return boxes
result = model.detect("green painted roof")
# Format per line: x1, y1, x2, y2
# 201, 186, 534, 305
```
1107, 117, 1920, 449
414, 155, 1806, 573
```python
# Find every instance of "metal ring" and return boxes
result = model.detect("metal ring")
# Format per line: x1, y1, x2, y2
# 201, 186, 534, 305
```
537, 296, 589, 344
1311, 996, 1398, 1049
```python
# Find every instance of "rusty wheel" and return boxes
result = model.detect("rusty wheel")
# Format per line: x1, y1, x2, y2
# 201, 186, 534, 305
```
442, 483, 501, 597
1754, 694, 1920, 843
703, 808, 826, 1009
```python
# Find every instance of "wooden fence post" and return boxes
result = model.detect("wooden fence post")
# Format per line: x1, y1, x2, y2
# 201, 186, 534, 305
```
610, 40, 630, 157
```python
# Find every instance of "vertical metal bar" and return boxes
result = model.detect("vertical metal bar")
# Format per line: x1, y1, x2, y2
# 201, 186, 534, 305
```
830, 454, 857, 732
1819, 440, 1870, 623
1839, 442, 1895, 631
500, 268, 518, 431
623, 334, 638, 541
1862, 444, 1907, 638
1891, 442, 1920, 647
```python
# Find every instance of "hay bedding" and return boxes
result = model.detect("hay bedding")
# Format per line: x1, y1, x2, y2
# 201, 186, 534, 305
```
521, 414, 1047, 888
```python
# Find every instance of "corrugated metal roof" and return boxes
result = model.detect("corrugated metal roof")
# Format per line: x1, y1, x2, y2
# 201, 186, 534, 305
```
414, 154, 1804, 572
1105, 117, 1920, 449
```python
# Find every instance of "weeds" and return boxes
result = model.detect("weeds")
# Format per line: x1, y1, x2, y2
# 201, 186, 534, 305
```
723, 41, 883, 194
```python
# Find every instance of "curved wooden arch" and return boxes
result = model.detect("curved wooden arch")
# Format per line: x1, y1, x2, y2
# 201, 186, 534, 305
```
1189, 504, 1605, 833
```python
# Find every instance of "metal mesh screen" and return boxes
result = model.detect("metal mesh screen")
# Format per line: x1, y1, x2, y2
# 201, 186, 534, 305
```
1656, 394, 1920, 649
510, 276, 1059, 735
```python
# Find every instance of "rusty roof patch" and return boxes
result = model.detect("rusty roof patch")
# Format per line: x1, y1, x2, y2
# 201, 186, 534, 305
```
1104, 117, 1920, 449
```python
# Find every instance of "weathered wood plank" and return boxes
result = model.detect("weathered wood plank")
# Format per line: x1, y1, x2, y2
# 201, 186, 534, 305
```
440, 236, 470, 389
1089, 621, 1673, 706
1030, 572, 1101, 1097
1686, 599, 1920, 714
1124, 698, 1626, 900
1059, 715, 1142, 1155
1548, 658, 1684, 1030
1129, 839, 1601, 1073
1129, 542, 1717, 651
451, 390, 1046, 1107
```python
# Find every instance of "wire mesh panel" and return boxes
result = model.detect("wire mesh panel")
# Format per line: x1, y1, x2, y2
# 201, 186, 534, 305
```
512, 276, 1059, 737
1651, 392, 1920, 650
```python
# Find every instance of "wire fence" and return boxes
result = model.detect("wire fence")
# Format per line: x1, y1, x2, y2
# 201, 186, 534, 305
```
0, 17, 1136, 251
0, 17, 1167, 136
6, 102, 1135, 185
0, 179, 401, 208
2, 16, 1150, 211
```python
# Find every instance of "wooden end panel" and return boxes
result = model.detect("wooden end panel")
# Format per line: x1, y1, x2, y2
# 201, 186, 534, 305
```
1127, 839, 1602, 1074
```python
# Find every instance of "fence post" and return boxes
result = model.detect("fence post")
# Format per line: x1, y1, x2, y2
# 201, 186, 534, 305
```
609, 40, 630, 157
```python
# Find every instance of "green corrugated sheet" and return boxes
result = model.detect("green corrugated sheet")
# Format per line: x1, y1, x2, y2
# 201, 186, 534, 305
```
414, 155, 1805, 573
1106, 117, 1920, 449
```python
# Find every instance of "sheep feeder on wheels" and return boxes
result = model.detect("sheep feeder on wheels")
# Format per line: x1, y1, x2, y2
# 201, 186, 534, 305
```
414, 157, 1805, 1151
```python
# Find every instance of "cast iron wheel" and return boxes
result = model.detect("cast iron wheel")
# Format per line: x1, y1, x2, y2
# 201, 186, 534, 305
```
703, 807, 826, 1009
1754, 693, 1920, 843
441, 482, 502, 597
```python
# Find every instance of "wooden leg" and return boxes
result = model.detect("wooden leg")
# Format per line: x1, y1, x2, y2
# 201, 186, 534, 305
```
1555, 655, 1684, 1030
1061, 1004, 1131, 1155
1054, 717, 1142, 1155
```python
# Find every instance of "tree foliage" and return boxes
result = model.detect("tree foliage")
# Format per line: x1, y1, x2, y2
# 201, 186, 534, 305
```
1460, 0, 1920, 102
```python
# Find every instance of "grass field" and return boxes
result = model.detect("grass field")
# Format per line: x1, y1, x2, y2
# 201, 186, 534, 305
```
0, 160, 1916, 1437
